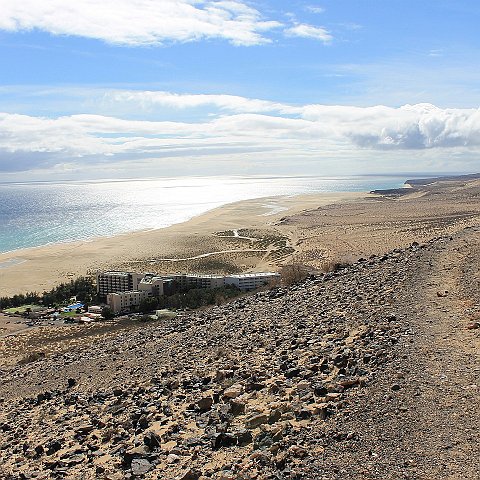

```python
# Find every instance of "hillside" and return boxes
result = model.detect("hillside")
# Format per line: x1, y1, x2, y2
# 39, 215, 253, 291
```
1, 224, 479, 479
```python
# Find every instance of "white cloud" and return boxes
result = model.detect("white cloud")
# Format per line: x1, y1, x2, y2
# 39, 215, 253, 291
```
104, 90, 302, 114
1, 102, 480, 174
305, 6, 325, 14
0, 0, 281, 46
284, 23, 332, 43
301, 103, 480, 149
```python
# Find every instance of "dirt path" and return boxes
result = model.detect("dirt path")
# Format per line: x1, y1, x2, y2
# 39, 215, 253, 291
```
406, 229, 480, 478
312, 229, 480, 480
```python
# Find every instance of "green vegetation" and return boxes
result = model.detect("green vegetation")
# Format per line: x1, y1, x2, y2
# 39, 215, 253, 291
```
4, 304, 42, 314
0, 277, 96, 310
101, 306, 114, 320
148, 285, 242, 311
191, 258, 242, 274
215, 230, 235, 237
139, 296, 158, 314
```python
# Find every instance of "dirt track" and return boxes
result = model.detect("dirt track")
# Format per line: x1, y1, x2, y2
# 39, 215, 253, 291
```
317, 227, 480, 479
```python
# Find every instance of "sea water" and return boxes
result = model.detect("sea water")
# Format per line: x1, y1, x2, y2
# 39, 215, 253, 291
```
0, 175, 406, 253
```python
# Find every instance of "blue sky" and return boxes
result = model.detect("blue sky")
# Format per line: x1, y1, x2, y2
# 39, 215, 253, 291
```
0, 0, 479, 180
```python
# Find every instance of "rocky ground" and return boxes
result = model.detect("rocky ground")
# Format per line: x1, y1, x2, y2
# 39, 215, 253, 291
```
0, 227, 479, 479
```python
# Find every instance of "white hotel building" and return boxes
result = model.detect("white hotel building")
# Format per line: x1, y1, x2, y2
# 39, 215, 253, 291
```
98, 271, 280, 314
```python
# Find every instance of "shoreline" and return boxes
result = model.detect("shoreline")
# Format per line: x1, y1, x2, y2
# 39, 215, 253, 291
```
0, 190, 366, 257
0, 191, 367, 296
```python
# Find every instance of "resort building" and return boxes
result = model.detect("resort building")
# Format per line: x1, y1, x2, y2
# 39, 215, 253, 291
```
98, 270, 281, 314
225, 272, 280, 291
107, 290, 149, 314
171, 273, 226, 290
137, 273, 165, 296
97, 271, 144, 296
169, 272, 280, 291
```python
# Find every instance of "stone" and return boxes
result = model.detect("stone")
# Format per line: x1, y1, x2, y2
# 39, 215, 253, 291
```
223, 384, 244, 399
212, 433, 237, 449
67, 378, 76, 388
253, 430, 274, 450
284, 368, 301, 379
124, 445, 148, 461
229, 399, 246, 416
288, 445, 308, 458
325, 392, 342, 402
197, 396, 213, 411
76, 424, 95, 435
45, 440, 62, 456
236, 430, 253, 446
268, 409, 282, 424
137, 415, 149, 430
65, 454, 86, 466
216, 471, 236, 480
391, 384, 401, 391
338, 378, 361, 389
308, 403, 328, 419
131, 458, 152, 476
144, 431, 161, 449
313, 383, 328, 396
245, 413, 269, 429
176, 468, 201, 480
466, 322, 480, 330
295, 408, 312, 420
34, 445, 44, 456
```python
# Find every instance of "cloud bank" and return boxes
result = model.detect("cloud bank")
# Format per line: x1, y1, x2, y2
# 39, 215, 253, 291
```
0, 0, 281, 46
0, 96, 479, 174
0, 1, 333, 47
104, 90, 302, 114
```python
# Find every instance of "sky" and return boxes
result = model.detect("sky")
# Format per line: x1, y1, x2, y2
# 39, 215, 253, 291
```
0, 0, 480, 181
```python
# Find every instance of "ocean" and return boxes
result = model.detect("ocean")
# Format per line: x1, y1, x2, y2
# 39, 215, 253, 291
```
0, 175, 406, 254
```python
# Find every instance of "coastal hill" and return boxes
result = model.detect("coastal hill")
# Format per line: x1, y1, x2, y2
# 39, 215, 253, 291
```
0, 178, 479, 478
405, 172, 480, 186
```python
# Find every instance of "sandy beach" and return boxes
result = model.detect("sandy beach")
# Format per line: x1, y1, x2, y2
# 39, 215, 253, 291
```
0, 191, 364, 297
2, 178, 480, 297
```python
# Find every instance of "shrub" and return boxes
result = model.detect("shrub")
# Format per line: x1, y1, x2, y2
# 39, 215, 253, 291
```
280, 263, 310, 286
18, 351, 46, 365
320, 259, 351, 273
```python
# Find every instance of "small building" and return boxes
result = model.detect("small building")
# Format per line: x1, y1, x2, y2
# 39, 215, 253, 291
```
107, 290, 149, 314
88, 305, 103, 314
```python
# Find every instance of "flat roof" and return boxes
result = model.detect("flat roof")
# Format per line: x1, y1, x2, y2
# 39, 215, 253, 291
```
139, 276, 163, 284
228, 272, 279, 278
100, 271, 131, 276
107, 290, 148, 296
171, 274, 225, 279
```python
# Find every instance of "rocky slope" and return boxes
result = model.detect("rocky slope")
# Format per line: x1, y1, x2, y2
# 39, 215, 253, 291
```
0, 228, 479, 479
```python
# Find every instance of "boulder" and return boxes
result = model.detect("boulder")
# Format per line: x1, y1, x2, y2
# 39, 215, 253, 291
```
245, 413, 269, 429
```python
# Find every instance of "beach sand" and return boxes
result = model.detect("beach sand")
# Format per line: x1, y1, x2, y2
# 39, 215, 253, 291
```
0, 192, 363, 296
2, 178, 480, 297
